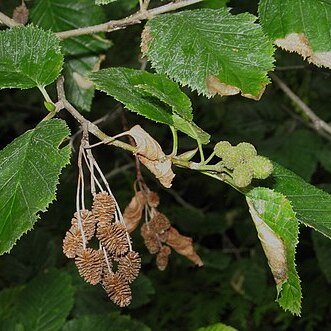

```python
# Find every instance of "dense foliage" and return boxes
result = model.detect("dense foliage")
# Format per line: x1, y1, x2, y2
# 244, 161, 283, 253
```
1, 0, 331, 330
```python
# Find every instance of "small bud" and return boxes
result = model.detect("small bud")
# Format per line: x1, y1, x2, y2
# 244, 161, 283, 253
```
214, 141, 232, 158
177, 148, 198, 161
44, 101, 56, 112
236, 142, 257, 161
247, 156, 273, 179
232, 164, 254, 188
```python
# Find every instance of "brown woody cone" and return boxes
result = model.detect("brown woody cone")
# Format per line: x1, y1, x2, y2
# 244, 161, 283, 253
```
166, 227, 203, 267
97, 222, 129, 256
92, 192, 116, 222
156, 245, 172, 271
149, 212, 171, 234
141, 223, 160, 254
147, 191, 160, 208
13, 1, 29, 24
63, 225, 83, 258
118, 251, 141, 283
103, 273, 132, 307
75, 248, 104, 285
123, 191, 146, 233
71, 209, 97, 240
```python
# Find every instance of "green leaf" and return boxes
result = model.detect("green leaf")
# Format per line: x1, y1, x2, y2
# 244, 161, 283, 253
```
31, 0, 111, 56
90, 67, 210, 142
196, 323, 238, 331
200, 0, 229, 9
259, 0, 331, 68
129, 273, 155, 309
0, 25, 63, 89
15, 269, 74, 331
142, 9, 274, 100
31, 0, 111, 111
0, 286, 24, 320
272, 162, 331, 239
96, 0, 117, 4
0, 119, 71, 254
312, 231, 331, 282
62, 313, 151, 331
63, 56, 99, 112
246, 187, 301, 315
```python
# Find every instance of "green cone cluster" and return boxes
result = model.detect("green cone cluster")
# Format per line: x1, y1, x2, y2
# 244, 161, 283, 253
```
214, 141, 273, 188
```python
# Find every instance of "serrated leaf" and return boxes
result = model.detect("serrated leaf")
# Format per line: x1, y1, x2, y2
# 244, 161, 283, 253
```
96, 0, 117, 4
0, 119, 71, 254
0, 25, 63, 89
246, 187, 301, 315
15, 269, 74, 331
90, 67, 210, 142
272, 162, 331, 239
62, 313, 151, 331
130, 273, 155, 309
141, 8, 274, 100
312, 231, 331, 282
259, 0, 331, 68
196, 323, 238, 331
0, 286, 24, 320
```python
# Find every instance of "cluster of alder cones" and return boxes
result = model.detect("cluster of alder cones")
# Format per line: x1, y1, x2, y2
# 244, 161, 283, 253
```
63, 192, 141, 307
123, 189, 203, 270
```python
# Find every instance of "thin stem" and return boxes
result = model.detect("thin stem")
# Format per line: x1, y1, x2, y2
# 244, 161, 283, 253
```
204, 151, 216, 165
270, 73, 331, 138
38, 86, 53, 104
55, 0, 204, 39
0, 11, 21, 27
170, 126, 178, 156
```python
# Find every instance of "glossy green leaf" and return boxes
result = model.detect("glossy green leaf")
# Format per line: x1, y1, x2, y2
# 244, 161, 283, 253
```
62, 313, 151, 331
246, 187, 301, 315
15, 269, 74, 331
259, 0, 331, 68
142, 9, 274, 99
0, 25, 63, 89
196, 323, 238, 331
90, 67, 210, 143
272, 163, 331, 239
312, 231, 331, 282
0, 119, 71, 254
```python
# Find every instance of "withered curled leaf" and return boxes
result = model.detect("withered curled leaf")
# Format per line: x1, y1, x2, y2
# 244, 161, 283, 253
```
128, 125, 175, 188
165, 227, 203, 267
13, 1, 29, 25
123, 191, 146, 233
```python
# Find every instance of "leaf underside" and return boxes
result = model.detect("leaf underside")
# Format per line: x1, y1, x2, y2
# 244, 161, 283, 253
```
259, 0, 331, 68
142, 8, 274, 99
246, 187, 301, 315
0, 119, 71, 255
0, 25, 63, 89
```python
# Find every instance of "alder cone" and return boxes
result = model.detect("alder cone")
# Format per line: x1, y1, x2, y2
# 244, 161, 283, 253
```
71, 209, 97, 240
63, 225, 83, 258
97, 221, 129, 256
123, 191, 146, 233
141, 223, 160, 254
166, 227, 203, 267
92, 192, 116, 222
118, 251, 141, 283
75, 248, 104, 285
103, 273, 132, 307
149, 212, 171, 234
156, 245, 171, 271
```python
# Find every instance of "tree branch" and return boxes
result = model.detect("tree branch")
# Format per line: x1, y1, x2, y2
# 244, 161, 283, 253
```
0, 11, 21, 28
270, 73, 331, 138
56, 0, 204, 39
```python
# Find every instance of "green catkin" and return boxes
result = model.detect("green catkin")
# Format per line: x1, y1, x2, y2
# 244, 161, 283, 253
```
214, 141, 232, 158
236, 142, 257, 161
232, 164, 254, 188
247, 155, 273, 179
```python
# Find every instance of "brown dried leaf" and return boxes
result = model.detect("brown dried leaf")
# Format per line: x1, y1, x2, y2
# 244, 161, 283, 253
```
141, 26, 152, 55
128, 125, 175, 188
123, 191, 146, 233
275, 32, 331, 69
13, 1, 29, 25
165, 227, 203, 267
156, 245, 171, 271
